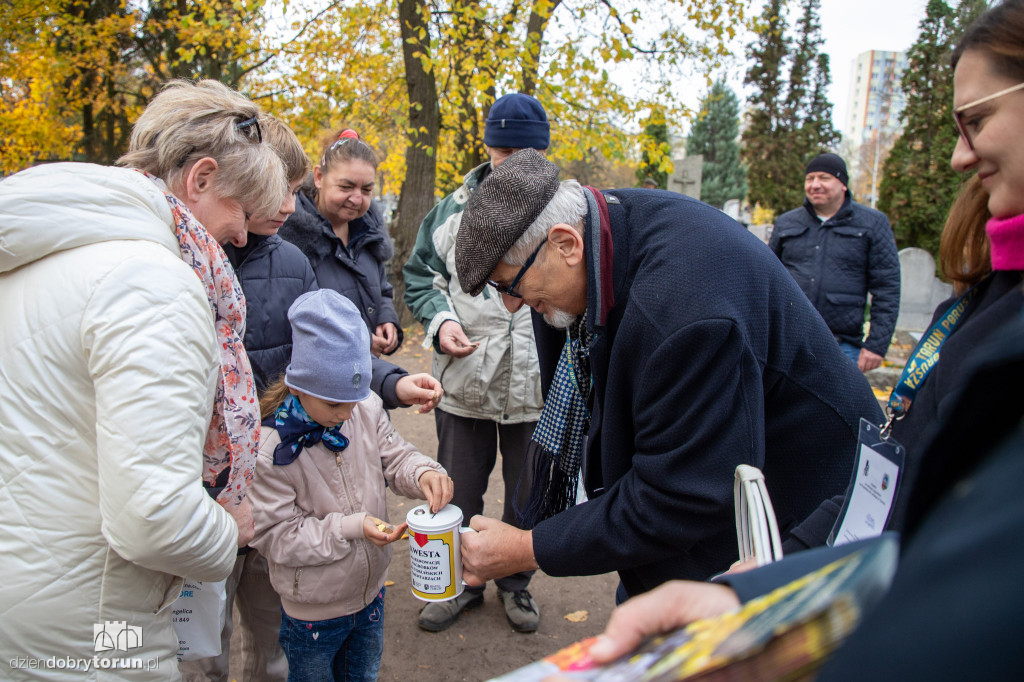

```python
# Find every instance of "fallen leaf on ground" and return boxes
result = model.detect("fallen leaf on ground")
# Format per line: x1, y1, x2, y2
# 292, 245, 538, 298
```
564, 610, 588, 623
385, 580, 394, 587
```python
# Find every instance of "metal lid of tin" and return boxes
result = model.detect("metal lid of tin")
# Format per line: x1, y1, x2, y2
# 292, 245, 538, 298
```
406, 503, 463, 531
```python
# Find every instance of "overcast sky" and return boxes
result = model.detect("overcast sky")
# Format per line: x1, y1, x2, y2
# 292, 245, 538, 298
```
820, 0, 930, 129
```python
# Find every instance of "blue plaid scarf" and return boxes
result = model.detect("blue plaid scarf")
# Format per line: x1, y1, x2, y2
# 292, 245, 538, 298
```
515, 314, 591, 528
263, 394, 349, 465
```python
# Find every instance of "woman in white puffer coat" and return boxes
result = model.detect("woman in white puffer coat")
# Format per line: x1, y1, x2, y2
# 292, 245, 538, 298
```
0, 80, 286, 681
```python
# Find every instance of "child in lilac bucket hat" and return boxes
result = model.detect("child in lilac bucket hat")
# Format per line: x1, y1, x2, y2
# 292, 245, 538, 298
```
247, 289, 454, 681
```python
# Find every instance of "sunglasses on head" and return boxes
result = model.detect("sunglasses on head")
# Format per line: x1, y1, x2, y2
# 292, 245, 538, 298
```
176, 115, 262, 168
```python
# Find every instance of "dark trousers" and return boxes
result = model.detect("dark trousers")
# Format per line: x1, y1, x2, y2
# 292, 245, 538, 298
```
434, 408, 536, 592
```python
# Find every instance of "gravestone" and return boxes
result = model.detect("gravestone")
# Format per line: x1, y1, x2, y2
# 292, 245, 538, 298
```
895, 247, 953, 332
667, 155, 703, 200
747, 224, 771, 244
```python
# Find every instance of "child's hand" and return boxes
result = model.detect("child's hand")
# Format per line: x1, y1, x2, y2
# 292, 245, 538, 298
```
363, 516, 408, 547
419, 470, 454, 513
396, 373, 444, 413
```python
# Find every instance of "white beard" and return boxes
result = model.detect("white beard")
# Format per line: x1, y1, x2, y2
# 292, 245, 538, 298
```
543, 307, 577, 329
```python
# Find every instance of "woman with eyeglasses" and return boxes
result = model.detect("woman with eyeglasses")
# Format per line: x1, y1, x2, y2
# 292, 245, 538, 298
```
279, 129, 404, 358
0, 79, 286, 677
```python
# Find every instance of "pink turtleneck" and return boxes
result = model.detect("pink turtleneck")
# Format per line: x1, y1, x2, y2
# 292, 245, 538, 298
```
986, 214, 1024, 270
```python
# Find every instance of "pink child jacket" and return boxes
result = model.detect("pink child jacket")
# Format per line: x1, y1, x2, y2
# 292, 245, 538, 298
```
248, 392, 445, 621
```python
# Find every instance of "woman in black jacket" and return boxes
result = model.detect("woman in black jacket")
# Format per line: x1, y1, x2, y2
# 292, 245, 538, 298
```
278, 128, 403, 357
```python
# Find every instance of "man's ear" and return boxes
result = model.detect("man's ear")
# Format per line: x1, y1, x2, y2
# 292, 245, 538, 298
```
183, 157, 219, 202
548, 224, 584, 267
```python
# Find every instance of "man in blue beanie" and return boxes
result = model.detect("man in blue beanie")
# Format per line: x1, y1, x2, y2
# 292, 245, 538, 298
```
770, 152, 901, 372
402, 93, 549, 632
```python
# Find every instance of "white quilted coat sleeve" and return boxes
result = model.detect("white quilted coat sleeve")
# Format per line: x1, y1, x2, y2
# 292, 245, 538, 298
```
83, 252, 239, 581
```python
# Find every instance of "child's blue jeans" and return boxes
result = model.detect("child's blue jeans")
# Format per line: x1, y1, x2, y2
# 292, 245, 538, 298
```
279, 588, 385, 682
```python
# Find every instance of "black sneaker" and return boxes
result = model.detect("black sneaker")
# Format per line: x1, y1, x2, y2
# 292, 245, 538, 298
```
417, 590, 484, 632
497, 587, 539, 633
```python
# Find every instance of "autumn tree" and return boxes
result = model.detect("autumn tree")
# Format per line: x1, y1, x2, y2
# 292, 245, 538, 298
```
877, 0, 987, 259
4, 0, 753, 321
687, 80, 746, 208
1, 0, 269, 172
636, 111, 671, 189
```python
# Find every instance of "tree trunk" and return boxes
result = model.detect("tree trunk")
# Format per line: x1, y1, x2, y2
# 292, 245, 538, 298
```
453, 0, 484, 179
521, 0, 561, 95
394, 0, 440, 327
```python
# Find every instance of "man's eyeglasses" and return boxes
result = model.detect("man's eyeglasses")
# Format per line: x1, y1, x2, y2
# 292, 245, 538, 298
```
953, 82, 1024, 150
486, 237, 547, 298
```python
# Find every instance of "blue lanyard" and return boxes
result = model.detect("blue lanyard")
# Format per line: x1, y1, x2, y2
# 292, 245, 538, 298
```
884, 285, 978, 433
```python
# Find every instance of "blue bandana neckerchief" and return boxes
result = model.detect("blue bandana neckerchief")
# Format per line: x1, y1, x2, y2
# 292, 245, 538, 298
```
263, 394, 349, 465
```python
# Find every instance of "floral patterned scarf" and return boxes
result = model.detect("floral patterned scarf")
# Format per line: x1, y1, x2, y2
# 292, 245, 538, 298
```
142, 171, 259, 507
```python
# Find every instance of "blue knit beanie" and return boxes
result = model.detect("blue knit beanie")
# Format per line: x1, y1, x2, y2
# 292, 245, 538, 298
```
484, 93, 550, 150
285, 290, 372, 403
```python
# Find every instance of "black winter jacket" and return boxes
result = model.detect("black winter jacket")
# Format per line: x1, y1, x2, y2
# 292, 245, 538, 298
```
770, 195, 900, 356
279, 192, 403, 353
225, 234, 318, 393
782, 270, 1024, 552
225, 233, 409, 409
530, 189, 882, 597
725, 314, 1024, 682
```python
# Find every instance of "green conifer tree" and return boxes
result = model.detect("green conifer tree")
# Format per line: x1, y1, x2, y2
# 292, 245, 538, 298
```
782, 0, 839, 211
877, 0, 987, 259
743, 0, 838, 215
688, 80, 747, 209
742, 0, 789, 215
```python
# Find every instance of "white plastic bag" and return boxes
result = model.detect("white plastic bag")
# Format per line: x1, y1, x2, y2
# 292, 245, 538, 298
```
171, 578, 227, 661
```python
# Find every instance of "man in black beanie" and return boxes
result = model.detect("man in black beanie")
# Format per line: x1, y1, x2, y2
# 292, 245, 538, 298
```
402, 93, 550, 633
769, 153, 901, 372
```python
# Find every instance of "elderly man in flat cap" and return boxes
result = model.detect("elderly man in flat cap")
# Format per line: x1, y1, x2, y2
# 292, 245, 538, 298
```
454, 148, 882, 601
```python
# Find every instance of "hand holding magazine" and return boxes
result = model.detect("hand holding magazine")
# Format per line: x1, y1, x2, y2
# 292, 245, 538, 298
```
488, 537, 898, 681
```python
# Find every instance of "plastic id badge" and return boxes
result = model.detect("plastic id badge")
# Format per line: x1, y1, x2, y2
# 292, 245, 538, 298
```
828, 418, 905, 547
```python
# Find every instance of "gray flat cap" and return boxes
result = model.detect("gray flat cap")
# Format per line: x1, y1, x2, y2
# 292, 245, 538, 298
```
455, 148, 560, 296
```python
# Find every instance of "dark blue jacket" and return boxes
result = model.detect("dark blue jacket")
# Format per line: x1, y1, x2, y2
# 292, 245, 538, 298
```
531, 189, 882, 596
279, 192, 403, 353
225, 233, 408, 409
770, 195, 900, 356
224, 234, 318, 393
